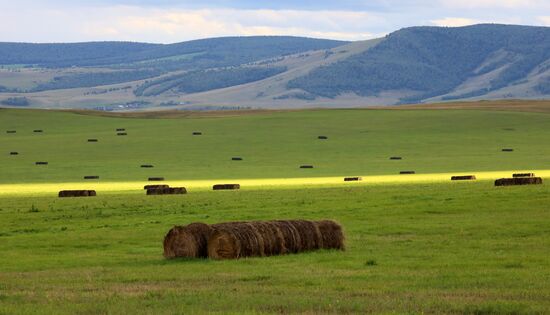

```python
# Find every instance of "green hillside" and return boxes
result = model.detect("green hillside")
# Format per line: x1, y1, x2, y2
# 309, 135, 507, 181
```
1, 105, 550, 184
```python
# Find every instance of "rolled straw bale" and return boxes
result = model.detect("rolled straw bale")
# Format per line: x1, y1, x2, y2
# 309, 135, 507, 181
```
58, 190, 96, 197
192, 132, 202, 135
270, 220, 302, 253
213, 184, 240, 190
400, 171, 415, 174
513, 173, 535, 178
116, 128, 125, 131
208, 222, 266, 259
148, 177, 165, 181
231, 157, 243, 161
117, 132, 127, 136
288, 219, 323, 251
33, 130, 43, 133
163, 223, 213, 259
144, 184, 169, 190
344, 177, 362, 181
300, 165, 314, 169
318, 136, 328, 139
84, 176, 99, 179
451, 175, 476, 181
501, 148, 514, 152
316, 220, 345, 250
141, 164, 154, 168
9, 152, 18, 155
147, 187, 187, 195
87, 139, 98, 142
35, 161, 48, 165
495, 177, 542, 186
6, 130, 16, 134
389, 157, 402, 160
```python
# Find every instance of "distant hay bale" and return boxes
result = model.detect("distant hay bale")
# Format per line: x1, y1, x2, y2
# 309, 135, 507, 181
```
117, 132, 127, 136
300, 165, 314, 169
33, 130, 43, 133
116, 128, 125, 131
148, 177, 165, 181
192, 132, 202, 135
513, 173, 535, 178
495, 177, 542, 186
87, 139, 98, 142
35, 161, 48, 165
400, 171, 415, 174
502, 148, 514, 152
140, 164, 154, 168
318, 136, 328, 140
451, 175, 476, 181
344, 177, 362, 181
207, 219, 344, 260
9, 152, 18, 155
390, 157, 402, 160
144, 184, 169, 190
147, 187, 187, 195
231, 157, 243, 161
58, 190, 97, 197
83, 176, 99, 180
6, 130, 16, 134
213, 184, 240, 190
163, 223, 213, 259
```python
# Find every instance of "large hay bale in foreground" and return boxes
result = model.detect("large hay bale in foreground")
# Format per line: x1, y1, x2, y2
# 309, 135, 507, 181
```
400, 171, 415, 174
495, 177, 542, 186
513, 173, 535, 178
344, 177, 362, 181
207, 219, 343, 260
148, 177, 165, 181
163, 223, 213, 259
451, 175, 476, 181
35, 161, 48, 165
300, 165, 314, 169
147, 187, 187, 195
84, 176, 99, 180
58, 190, 97, 197
213, 184, 240, 190
144, 184, 169, 190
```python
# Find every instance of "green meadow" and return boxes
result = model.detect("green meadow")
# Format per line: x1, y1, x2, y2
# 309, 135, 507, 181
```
0, 106, 549, 314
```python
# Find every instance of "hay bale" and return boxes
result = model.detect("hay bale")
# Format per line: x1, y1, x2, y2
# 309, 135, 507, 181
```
502, 148, 514, 152
213, 184, 240, 190
192, 132, 202, 135
140, 164, 154, 168
344, 177, 362, 181
513, 173, 535, 178
231, 157, 243, 161
451, 175, 476, 181
316, 220, 345, 250
83, 176, 99, 180
390, 157, 402, 160
148, 177, 165, 181
147, 187, 187, 195
9, 152, 18, 155
163, 223, 213, 259
318, 136, 328, 140
87, 139, 98, 142
300, 165, 314, 169
35, 161, 48, 165
33, 130, 43, 133
495, 177, 542, 186
144, 184, 169, 190
116, 128, 125, 131
207, 219, 343, 260
6, 130, 16, 134
58, 190, 96, 197
400, 171, 415, 174
117, 132, 127, 136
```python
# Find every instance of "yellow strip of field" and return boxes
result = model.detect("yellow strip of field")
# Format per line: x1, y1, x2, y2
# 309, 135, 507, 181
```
0, 169, 549, 197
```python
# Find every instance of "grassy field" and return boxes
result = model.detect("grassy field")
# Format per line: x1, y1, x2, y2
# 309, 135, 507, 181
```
1, 107, 550, 185
0, 181, 549, 314
1, 105, 549, 314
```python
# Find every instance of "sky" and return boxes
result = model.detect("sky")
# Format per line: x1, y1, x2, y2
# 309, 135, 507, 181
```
0, 0, 549, 43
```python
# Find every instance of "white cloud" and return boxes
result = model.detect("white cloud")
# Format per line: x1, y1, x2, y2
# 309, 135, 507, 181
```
538, 16, 550, 26
440, 0, 547, 9
430, 17, 480, 27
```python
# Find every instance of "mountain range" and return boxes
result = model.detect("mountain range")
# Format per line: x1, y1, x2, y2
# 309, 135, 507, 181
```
0, 24, 549, 110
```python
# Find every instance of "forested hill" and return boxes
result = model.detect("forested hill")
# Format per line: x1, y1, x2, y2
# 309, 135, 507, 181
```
288, 24, 550, 103
0, 36, 347, 68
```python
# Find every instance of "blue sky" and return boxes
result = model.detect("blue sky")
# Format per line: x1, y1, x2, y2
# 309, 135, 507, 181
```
1, 0, 549, 43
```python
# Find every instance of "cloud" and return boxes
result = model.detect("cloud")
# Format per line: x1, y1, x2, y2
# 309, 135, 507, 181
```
430, 17, 480, 27
440, 0, 547, 9
538, 16, 550, 26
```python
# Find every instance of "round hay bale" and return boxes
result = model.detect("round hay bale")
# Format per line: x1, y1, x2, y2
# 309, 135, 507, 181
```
35, 161, 48, 165
389, 157, 402, 160
231, 157, 243, 161
84, 176, 99, 180
140, 164, 154, 168
208, 222, 265, 259
117, 132, 127, 136
213, 184, 240, 190
495, 177, 542, 186
400, 171, 415, 174
271, 220, 302, 253
192, 132, 202, 135
451, 175, 476, 181
501, 148, 514, 152
318, 136, 328, 140
144, 184, 169, 190
148, 177, 165, 181
87, 139, 98, 142
344, 177, 362, 181
33, 130, 43, 133
316, 220, 345, 250
512, 173, 535, 178
9, 152, 18, 155
6, 130, 16, 134
163, 223, 212, 259
116, 128, 126, 131
289, 220, 323, 251
300, 165, 314, 169
249, 221, 285, 256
